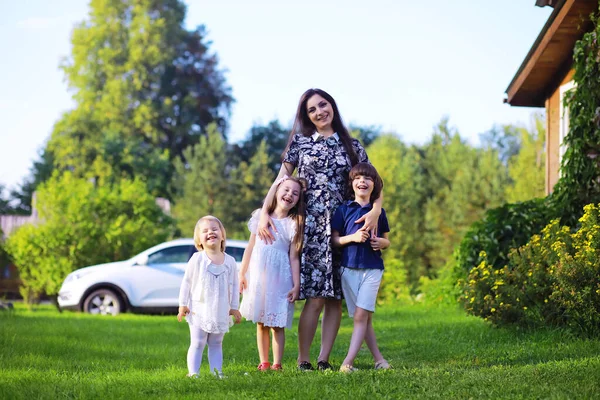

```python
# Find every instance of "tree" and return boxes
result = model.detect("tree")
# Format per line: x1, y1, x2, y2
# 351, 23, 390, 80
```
350, 124, 382, 147
505, 114, 546, 203
47, 0, 233, 199
479, 124, 522, 165
234, 120, 289, 172
172, 124, 232, 237
229, 140, 275, 238
368, 134, 425, 286
9, 146, 55, 215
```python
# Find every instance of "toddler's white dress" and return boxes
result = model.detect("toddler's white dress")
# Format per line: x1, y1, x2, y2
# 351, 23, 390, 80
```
240, 213, 296, 329
178, 251, 239, 333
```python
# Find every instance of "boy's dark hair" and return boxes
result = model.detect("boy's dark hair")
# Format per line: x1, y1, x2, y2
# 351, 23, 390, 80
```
348, 162, 383, 203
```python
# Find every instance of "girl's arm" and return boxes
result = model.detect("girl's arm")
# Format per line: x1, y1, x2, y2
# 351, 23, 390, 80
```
257, 162, 295, 244
331, 229, 370, 247
287, 245, 301, 302
177, 254, 195, 322
370, 232, 390, 251
238, 233, 257, 292
355, 189, 384, 235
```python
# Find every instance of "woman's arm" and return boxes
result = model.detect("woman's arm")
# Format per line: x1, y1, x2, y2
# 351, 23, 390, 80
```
238, 233, 256, 292
257, 162, 295, 244
355, 188, 384, 235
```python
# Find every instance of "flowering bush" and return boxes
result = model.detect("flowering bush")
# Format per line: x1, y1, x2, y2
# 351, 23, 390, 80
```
459, 203, 600, 336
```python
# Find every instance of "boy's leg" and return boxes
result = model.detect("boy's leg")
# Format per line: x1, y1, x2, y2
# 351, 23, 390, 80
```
341, 307, 370, 367
364, 313, 384, 363
206, 332, 225, 374
318, 298, 342, 364
188, 325, 208, 375
257, 323, 270, 364
298, 297, 325, 364
271, 327, 285, 365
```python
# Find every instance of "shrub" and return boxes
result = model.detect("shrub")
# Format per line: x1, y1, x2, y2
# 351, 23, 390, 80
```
378, 259, 412, 305
454, 198, 553, 282
550, 204, 600, 336
460, 203, 600, 336
5, 173, 176, 305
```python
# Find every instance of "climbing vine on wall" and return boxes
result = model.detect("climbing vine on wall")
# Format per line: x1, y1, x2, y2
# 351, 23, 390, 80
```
552, 6, 600, 226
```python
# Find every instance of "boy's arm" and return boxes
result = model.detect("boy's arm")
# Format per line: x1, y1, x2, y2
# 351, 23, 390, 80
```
332, 229, 370, 247
370, 232, 390, 251
238, 233, 256, 292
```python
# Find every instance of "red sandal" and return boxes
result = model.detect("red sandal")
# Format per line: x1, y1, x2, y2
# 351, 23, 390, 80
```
270, 363, 282, 371
257, 362, 271, 371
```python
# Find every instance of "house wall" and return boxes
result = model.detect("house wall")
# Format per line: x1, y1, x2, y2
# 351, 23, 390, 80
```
545, 68, 575, 194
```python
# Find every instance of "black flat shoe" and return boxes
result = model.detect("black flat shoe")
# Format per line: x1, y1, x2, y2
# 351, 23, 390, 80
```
317, 360, 333, 371
298, 361, 314, 371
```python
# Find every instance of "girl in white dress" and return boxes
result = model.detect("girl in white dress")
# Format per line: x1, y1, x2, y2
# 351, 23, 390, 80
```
239, 176, 306, 371
177, 215, 242, 378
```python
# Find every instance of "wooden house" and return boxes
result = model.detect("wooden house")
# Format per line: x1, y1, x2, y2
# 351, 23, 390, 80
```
504, 0, 597, 193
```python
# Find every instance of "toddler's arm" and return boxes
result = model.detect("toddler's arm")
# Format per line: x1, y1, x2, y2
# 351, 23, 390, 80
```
177, 253, 195, 321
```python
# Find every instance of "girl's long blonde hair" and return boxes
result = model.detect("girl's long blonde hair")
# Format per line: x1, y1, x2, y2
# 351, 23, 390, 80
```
266, 176, 307, 252
193, 215, 226, 251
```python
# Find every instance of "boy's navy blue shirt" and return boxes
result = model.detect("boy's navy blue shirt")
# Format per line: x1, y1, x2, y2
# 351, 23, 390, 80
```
331, 200, 389, 270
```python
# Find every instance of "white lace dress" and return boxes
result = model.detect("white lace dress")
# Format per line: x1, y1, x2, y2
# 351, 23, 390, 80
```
240, 213, 296, 329
178, 251, 239, 333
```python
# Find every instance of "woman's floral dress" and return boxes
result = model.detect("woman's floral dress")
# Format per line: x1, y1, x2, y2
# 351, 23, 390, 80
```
283, 133, 369, 299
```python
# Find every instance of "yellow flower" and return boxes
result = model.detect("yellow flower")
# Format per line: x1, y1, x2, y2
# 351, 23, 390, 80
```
523, 306, 528, 310
491, 308, 496, 313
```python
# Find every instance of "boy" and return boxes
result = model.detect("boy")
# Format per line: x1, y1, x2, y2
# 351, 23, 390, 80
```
331, 162, 391, 372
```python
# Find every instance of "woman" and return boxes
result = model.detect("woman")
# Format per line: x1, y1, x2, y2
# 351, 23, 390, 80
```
257, 88, 383, 371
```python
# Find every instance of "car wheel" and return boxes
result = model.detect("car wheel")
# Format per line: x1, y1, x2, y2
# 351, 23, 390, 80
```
83, 289, 122, 316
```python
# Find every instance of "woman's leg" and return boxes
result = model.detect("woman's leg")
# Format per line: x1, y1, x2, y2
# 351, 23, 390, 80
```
206, 332, 225, 374
341, 307, 370, 367
317, 298, 342, 363
364, 314, 384, 363
298, 297, 325, 363
271, 327, 285, 365
187, 326, 208, 375
257, 323, 270, 363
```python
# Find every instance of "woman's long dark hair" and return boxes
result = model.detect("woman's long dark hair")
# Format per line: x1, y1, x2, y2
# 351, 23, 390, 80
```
282, 88, 359, 166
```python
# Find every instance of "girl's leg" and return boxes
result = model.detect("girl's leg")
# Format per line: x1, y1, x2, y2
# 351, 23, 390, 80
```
271, 327, 285, 365
364, 313, 384, 363
298, 297, 325, 363
257, 323, 270, 363
187, 325, 208, 375
317, 298, 342, 363
341, 307, 370, 367
206, 332, 225, 374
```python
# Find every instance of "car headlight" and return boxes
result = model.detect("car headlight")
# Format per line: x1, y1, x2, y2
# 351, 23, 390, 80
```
64, 270, 93, 283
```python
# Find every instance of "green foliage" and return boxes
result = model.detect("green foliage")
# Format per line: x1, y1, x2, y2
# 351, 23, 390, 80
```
505, 114, 546, 203
377, 259, 412, 305
229, 140, 275, 237
234, 120, 289, 172
4, 173, 175, 303
459, 203, 600, 337
47, 0, 232, 200
551, 7, 600, 226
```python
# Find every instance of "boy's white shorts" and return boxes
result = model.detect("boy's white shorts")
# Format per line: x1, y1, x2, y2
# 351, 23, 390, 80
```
340, 267, 383, 317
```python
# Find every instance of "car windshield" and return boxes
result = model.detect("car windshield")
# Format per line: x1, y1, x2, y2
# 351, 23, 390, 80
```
225, 246, 244, 263
147, 245, 194, 265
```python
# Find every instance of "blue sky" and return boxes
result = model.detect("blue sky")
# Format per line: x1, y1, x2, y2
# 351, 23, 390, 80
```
0, 1, 552, 190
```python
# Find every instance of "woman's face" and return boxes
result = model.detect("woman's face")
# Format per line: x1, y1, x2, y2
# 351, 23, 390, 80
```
306, 94, 334, 132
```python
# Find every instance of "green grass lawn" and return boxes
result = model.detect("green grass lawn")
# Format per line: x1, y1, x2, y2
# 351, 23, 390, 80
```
1, 302, 599, 399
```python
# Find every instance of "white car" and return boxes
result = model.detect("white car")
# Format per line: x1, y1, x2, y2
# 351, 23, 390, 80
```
57, 238, 247, 315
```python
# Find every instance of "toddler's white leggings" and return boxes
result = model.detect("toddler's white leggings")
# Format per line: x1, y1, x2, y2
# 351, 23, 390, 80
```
187, 325, 225, 375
